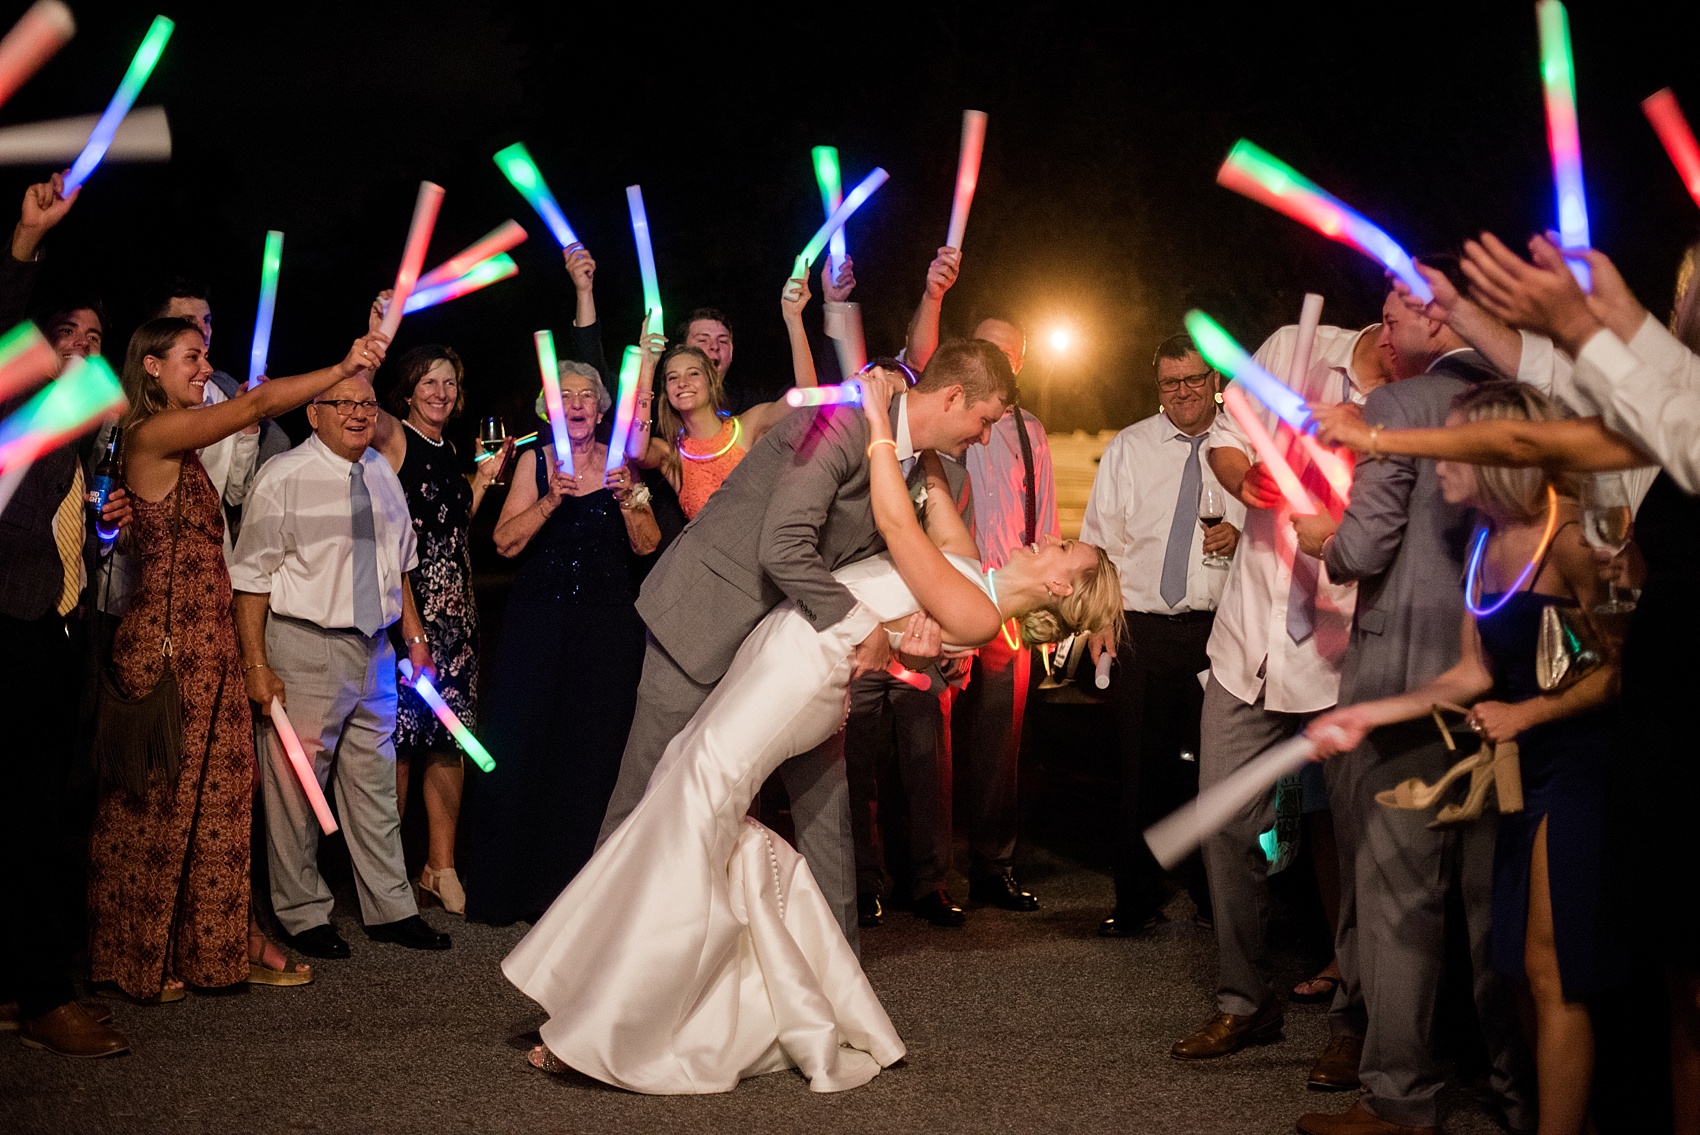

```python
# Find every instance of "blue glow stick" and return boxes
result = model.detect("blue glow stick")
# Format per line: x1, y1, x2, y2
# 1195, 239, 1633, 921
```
1536, 0, 1592, 289
63, 14, 173, 194
1184, 310, 1310, 431
247, 230, 282, 387
533, 329, 573, 477
605, 346, 643, 473
400, 660, 495, 773
798, 167, 888, 269
625, 185, 662, 336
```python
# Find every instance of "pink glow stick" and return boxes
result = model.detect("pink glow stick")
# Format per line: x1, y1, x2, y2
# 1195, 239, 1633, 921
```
1643, 88, 1700, 210
0, 2, 74, 112
269, 697, 338, 835
0, 321, 57, 402
1222, 387, 1317, 516
945, 109, 987, 249
414, 220, 527, 291
376, 181, 445, 342
1284, 293, 1352, 505
533, 329, 573, 477
886, 660, 931, 691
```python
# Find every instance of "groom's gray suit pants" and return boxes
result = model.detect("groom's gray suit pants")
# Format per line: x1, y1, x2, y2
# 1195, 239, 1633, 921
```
598, 631, 861, 955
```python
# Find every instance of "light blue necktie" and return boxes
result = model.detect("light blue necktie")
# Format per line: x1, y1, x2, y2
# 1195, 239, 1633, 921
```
349, 461, 383, 636
1159, 434, 1208, 608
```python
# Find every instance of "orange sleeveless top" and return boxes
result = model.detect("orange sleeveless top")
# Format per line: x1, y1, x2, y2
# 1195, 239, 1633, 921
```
677, 416, 748, 519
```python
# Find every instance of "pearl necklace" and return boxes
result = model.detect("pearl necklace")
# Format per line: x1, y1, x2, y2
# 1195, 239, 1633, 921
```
404, 419, 445, 447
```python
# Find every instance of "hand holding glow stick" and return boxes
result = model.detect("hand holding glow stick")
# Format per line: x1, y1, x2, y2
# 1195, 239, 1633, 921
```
399, 660, 494, 772
605, 345, 643, 473
1642, 88, 1700, 210
534, 330, 573, 477
414, 220, 527, 291
63, 14, 173, 194
1217, 140, 1432, 303
0, 105, 168, 165
0, 1, 74, 112
1536, 0, 1591, 290
269, 697, 339, 835
1145, 733, 1338, 869
946, 109, 988, 249
1221, 387, 1318, 517
247, 230, 283, 387
1095, 653, 1112, 690
625, 185, 663, 336
799, 167, 888, 270
377, 181, 446, 342
0, 320, 58, 402
812, 145, 847, 273
1185, 310, 1311, 431
493, 142, 578, 247
403, 253, 516, 314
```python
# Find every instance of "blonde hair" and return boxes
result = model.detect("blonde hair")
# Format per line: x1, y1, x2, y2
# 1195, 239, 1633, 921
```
1017, 545, 1125, 646
1450, 382, 1568, 520
1673, 242, 1700, 354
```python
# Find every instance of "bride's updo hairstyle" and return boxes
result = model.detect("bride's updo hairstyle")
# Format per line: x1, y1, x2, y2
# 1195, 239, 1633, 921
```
1017, 545, 1124, 646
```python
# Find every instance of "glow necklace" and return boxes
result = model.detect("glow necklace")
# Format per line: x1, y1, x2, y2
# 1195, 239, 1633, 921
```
679, 415, 741, 461
985, 567, 1023, 649
1463, 485, 1560, 619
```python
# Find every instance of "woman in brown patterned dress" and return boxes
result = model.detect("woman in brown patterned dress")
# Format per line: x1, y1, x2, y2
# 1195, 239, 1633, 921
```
88, 316, 386, 1001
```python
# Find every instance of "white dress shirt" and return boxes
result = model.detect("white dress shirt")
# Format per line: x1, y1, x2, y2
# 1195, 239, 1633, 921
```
965, 408, 1058, 570
1081, 410, 1243, 613
1516, 325, 1662, 507
1205, 324, 1367, 714
230, 435, 418, 630
197, 378, 262, 557
1571, 316, 1700, 494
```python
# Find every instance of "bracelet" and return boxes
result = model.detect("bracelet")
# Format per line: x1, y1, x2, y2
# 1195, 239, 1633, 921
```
620, 483, 653, 511
245, 661, 270, 672
1367, 425, 1386, 463
867, 438, 898, 458
404, 634, 428, 646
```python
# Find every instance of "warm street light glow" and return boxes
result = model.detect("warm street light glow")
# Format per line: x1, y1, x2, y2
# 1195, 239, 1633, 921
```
1048, 327, 1072, 353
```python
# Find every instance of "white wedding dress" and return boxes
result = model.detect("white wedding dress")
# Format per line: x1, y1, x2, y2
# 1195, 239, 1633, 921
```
502, 552, 989, 1095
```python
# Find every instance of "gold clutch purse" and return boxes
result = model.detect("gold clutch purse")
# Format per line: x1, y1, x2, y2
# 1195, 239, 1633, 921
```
1535, 604, 1606, 693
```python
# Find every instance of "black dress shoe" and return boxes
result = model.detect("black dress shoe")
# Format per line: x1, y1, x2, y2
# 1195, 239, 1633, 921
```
911, 889, 966, 927
366, 914, 452, 950
1097, 912, 1162, 938
969, 870, 1039, 911
289, 923, 351, 959
857, 893, 884, 928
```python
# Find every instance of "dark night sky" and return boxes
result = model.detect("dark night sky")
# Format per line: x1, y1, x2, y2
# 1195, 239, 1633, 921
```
17, 1, 1700, 442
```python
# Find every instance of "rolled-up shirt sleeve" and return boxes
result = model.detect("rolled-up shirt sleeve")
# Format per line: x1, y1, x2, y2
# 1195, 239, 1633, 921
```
229, 466, 285, 594
1574, 327, 1700, 494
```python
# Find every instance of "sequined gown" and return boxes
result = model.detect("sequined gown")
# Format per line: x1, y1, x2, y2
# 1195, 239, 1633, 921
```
87, 455, 253, 997
393, 423, 478, 756
464, 451, 679, 924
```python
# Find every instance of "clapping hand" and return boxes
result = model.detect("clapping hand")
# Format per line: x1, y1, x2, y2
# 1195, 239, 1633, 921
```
1461, 233, 1600, 355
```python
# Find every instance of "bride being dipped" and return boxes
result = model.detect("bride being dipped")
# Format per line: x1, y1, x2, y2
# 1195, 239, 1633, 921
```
502, 360, 1122, 1095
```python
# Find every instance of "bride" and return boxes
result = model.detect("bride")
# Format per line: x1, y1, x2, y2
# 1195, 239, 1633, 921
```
502, 374, 1122, 1094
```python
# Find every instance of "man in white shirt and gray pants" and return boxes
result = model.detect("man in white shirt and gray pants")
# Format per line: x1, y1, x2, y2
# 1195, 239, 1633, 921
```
232, 373, 450, 959
1083, 333, 1243, 937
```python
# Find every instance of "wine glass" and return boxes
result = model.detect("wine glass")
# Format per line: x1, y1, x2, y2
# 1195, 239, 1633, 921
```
1199, 483, 1229, 568
478, 415, 511, 486
1580, 473, 1635, 614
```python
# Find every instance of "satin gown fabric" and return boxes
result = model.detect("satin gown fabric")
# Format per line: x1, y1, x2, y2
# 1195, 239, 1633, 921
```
503, 553, 987, 1094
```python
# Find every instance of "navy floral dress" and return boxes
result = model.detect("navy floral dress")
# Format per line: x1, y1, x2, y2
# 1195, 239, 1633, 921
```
394, 422, 478, 756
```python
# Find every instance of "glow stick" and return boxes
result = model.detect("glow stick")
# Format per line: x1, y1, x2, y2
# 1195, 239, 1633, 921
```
946, 109, 988, 249
812, 146, 846, 273
415, 220, 527, 291
376, 181, 445, 342
1536, 1, 1591, 290
0, 2, 74, 112
62, 15, 173, 194
269, 698, 338, 836
247, 230, 283, 387
886, 660, 930, 692
605, 346, 642, 473
0, 105, 170, 166
0, 320, 57, 402
1185, 310, 1310, 431
0, 355, 125, 471
625, 185, 663, 336
533, 330, 573, 476
1284, 294, 1353, 504
786, 382, 862, 408
799, 167, 888, 269
473, 429, 537, 463
1217, 140, 1432, 303
402, 253, 516, 314
1642, 89, 1700, 210
492, 142, 578, 247
1145, 734, 1331, 870
1221, 387, 1317, 517
1094, 653, 1112, 690
399, 660, 494, 772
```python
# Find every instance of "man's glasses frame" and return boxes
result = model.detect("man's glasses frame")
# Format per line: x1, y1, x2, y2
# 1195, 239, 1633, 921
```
1156, 370, 1216, 394
313, 399, 381, 417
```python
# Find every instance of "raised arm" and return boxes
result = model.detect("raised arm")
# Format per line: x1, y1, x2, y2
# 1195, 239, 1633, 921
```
563, 243, 610, 383
903, 247, 960, 372
781, 268, 818, 390
1312, 401, 1650, 474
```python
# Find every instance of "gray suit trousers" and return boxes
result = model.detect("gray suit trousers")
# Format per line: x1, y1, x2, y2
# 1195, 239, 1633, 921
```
260, 616, 416, 935
597, 631, 860, 953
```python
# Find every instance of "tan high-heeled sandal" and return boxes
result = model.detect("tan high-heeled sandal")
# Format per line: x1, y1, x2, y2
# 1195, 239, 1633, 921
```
1376, 704, 1485, 809
1374, 703, 1525, 825
419, 865, 466, 916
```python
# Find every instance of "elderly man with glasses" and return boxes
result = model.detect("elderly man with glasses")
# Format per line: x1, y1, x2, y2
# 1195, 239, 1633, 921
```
232, 374, 452, 960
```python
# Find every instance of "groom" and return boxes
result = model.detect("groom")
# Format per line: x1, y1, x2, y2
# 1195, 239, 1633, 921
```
598, 341, 1016, 946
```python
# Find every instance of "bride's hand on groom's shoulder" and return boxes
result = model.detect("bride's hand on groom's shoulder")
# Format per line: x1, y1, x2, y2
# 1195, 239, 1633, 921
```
858, 367, 906, 417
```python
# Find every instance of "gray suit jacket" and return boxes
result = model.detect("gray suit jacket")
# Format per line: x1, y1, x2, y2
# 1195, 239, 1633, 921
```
637, 396, 970, 686
1324, 351, 1493, 705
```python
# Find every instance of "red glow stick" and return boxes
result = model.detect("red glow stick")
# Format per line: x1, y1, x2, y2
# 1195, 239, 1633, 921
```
269, 697, 338, 835
886, 660, 931, 691
1644, 88, 1700, 210
0, 321, 57, 402
1222, 387, 1317, 516
414, 219, 527, 291
1284, 294, 1352, 506
376, 181, 445, 342
945, 109, 987, 249
0, 2, 74, 112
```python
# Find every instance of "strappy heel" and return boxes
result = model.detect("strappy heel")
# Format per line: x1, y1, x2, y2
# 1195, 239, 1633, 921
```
419, 865, 465, 916
1373, 702, 1524, 826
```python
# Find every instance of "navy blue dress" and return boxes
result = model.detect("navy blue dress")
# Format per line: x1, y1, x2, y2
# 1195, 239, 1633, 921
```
1475, 561, 1617, 998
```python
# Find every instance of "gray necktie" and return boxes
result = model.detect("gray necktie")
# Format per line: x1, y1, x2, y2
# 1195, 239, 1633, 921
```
1287, 547, 1318, 643
1159, 434, 1208, 608
349, 461, 383, 636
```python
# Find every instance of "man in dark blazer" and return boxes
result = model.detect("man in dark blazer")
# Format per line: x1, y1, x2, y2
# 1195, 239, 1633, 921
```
1293, 265, 1531, 1135
597, 340, 1015, 947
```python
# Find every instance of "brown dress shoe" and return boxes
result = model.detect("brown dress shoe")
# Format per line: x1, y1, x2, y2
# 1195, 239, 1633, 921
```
1306, 1032, 1363, 1091
1170, 1003, 1283, 1059
18, 1001, 130, 1058
0, 999, 112, 1031
1295, 1101, 1434, 1135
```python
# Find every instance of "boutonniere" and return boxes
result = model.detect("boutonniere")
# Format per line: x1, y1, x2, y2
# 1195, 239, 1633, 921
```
909, 479, 928, 510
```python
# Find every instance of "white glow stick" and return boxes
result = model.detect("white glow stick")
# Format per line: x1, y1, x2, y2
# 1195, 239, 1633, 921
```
1095, 653, 1112, 689
946, 109, 987, 249
1221, 387, 1318, 516
1145, 734, 1326, 869
0, 105, 168, 165
269, 697, 338, 835
376, 181, 445, 342
0, 2, 74, 112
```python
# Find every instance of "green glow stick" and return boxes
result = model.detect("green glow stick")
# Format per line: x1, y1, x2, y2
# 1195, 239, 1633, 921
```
492, 142, 578, 247
0, 354, 125, 470
248, 230, 283, 387
812, 145, 846, 270
63, 14, 173, 193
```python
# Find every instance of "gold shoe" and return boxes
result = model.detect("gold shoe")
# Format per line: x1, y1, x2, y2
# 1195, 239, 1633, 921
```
247, 932, 314, 987
419, 865, 466, 916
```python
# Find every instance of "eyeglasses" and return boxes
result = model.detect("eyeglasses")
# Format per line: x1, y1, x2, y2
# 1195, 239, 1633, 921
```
560, 389, 601, 406
1156, 371, 1215, 394
313, 399, 381, 417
